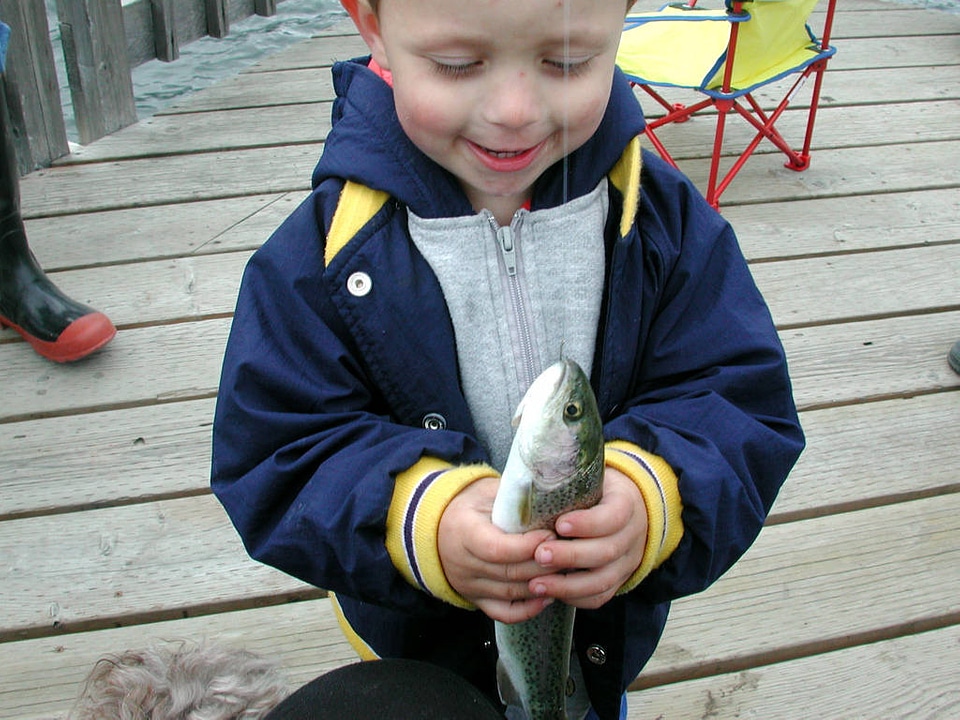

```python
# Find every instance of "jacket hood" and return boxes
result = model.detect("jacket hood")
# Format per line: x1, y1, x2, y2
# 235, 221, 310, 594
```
313, 57, 646, 219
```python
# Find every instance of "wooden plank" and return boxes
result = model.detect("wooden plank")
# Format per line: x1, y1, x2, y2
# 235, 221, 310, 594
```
829, 34, 960, 71
242, 32, 371, 72
60, 97, 960, 163
635, 493, 960, 687
754, 244, 960, 328
772, 393, 960, 523
160, 66, 337, 112
7, 250, 253, 329
0, 599, 355, 720
640, 99, 960, 161
21, 143, 322, 217
783, 310, 960, 411
206, 0, 230, 38
23, 136, 960, 217
150, 0, 181, 62
727, 188, 960, 262
58, 101, 333, 163
678, 140, 960, 208
2, 307, 957, 424
0, 0, 70, 172
0, 319, 230, 423
628, 625, 960, 719
56, 0, 138, 145
172, 61, 960, 116
0, 493, 318, 641
827, 7, 960, 37
4, 388, 955, 536
7, 241, 954, 349
0, 398, 217, 520
21, 193, 294, 271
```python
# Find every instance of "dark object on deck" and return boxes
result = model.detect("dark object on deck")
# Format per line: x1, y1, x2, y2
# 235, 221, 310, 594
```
266, 659, 504, 720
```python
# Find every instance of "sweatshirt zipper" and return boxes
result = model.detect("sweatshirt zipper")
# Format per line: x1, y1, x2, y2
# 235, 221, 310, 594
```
490, 213, 539, 391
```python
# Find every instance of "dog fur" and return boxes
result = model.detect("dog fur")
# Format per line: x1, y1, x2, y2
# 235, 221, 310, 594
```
69, 640, 290, 720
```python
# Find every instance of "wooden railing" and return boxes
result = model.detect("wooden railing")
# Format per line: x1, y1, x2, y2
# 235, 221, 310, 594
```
1, 0, 292, 174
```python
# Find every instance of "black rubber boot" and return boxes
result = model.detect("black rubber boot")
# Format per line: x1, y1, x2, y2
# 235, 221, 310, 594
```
0, 75, 115, 362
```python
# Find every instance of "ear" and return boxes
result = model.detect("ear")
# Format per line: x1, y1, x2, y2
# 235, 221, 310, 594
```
344, 0, 390, 69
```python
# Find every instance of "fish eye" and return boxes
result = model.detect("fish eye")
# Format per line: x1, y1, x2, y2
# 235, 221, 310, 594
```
564, 401, 582, 420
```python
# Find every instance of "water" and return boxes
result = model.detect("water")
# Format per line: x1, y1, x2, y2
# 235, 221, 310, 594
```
44, 0, 343, 143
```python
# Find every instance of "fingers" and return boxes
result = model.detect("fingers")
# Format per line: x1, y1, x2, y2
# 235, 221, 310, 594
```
527, 468, 649, 609
476, 596, 555, 624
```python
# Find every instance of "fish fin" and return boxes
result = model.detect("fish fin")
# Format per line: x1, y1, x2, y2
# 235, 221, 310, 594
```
496, 658, 522, 708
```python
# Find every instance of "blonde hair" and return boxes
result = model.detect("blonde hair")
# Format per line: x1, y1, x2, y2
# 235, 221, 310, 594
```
70, 640, 290, 720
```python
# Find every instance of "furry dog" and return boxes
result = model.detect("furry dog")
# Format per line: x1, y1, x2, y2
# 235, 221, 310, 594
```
70, 640, 290, 720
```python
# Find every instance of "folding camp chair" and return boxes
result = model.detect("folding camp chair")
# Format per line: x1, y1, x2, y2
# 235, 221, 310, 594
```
616, 0, 837, 208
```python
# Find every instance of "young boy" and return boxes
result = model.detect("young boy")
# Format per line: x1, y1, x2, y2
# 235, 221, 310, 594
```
211, 1, 804, 718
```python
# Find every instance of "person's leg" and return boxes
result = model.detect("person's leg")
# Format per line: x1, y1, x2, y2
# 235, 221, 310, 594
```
0, 73, 115, 362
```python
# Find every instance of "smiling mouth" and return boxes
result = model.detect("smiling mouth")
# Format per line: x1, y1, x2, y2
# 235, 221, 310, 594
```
470, 140, 545, 171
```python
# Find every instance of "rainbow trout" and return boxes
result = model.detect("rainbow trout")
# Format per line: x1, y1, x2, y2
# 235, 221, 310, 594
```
491, 359, 605, 720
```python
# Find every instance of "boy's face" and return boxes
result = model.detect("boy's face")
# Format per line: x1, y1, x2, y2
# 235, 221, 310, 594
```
354, 0, 628, 222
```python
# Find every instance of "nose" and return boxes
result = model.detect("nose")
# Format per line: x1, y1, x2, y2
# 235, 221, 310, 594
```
483, 70, 541, 129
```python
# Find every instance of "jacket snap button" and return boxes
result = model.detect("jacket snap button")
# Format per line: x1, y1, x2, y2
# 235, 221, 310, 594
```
422, 413, 447, 431
347, 272, 372, 297
585, 644, 607, 666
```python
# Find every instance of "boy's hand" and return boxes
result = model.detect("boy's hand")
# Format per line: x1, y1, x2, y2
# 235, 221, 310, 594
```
529, 467, 648, 609
438, 476, 555, 624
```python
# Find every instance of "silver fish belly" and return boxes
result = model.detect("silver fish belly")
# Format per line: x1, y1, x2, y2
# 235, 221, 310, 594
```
491, 359, 604, 720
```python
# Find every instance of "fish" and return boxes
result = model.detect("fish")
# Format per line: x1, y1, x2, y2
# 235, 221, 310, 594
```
491, 358, 605, 720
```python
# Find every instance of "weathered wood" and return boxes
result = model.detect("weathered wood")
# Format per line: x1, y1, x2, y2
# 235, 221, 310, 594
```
59, 101, 333, 163
634, 493, 960, 687
205, 0, 230, 38
3, 309, 958, 423
56, 0, 138, 145
0, 398, 218, 520
0, 493, 318, 641
22, 192, 293, 270
771, 393, 960, 523
781, 311, 960, 411
0, 599, 355, 720
20, 137, 960, 217
727, 187, 960, 262
55, 97, 960, 165
254, 0, 277, 16
629, 625, 960, 719
150, 0, 181, 62
753, 244, 960, 328
0, 0, 70, 172
0, 319, 230, 423
21, 143, 320, 217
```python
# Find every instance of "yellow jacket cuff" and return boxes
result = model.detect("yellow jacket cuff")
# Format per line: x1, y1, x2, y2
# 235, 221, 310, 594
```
606, 440, 684, 593
386, 456, 496, 609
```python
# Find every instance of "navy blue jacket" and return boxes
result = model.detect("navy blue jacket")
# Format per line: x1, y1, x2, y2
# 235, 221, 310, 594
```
212, 58, 804, 718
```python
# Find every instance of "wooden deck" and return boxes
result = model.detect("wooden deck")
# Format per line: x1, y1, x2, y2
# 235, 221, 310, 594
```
2, 1, 959, 717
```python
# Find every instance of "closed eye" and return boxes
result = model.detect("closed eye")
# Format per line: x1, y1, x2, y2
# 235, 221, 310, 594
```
432, 59, 482, 78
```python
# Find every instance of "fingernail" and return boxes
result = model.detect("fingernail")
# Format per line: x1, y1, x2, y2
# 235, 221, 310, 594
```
557, 521, 573, 536
537, 548, 553, 565
533, 584, 547, 597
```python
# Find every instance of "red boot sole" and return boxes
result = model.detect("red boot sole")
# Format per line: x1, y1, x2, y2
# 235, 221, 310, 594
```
0, 311, 116, 362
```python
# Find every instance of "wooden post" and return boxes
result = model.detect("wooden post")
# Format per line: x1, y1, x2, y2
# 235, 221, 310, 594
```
0, 0, 70, 173
254, 0, 278, 17
205, 0, 230, 39
56, 0, 137, 146
151, 0, 180, 62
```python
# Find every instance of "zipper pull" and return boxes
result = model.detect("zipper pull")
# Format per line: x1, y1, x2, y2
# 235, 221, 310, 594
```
497, 225, 517, 276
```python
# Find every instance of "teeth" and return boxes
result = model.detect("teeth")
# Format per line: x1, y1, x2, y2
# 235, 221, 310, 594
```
488, 148, 524, 158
